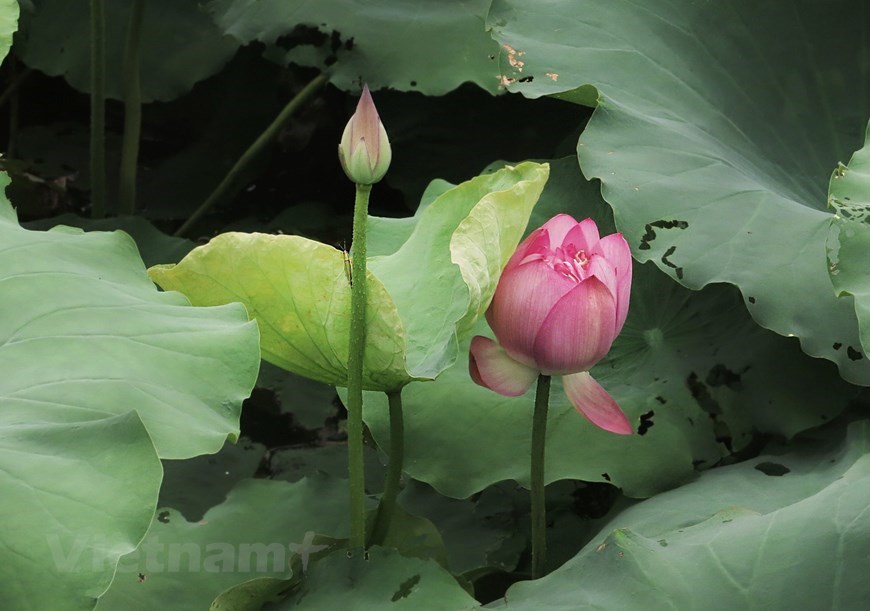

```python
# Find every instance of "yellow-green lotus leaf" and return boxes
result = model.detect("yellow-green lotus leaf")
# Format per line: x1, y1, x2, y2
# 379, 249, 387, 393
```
150, 233, 411, 391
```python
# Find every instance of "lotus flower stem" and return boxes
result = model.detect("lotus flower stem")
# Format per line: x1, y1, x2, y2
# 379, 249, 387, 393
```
89, 0, 106, 218
369, 389, 405, 546
531, 373, 551, 579
174, 72, 328, 237
346, 182, 372, 550
119, 0, 145, 216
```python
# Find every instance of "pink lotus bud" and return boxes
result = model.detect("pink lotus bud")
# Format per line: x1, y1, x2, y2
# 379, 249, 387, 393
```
338, 84, 392, 185
469, 214, 634, 434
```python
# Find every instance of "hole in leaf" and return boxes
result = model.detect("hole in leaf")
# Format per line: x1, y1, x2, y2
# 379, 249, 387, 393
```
329, 31, 343, 53
748, 296, 756, 304
754, 462, 790, 476
847, 346, 864, 360
660, 245, 684, 279
391, 575, 421, 601
157, 511, 170, 524
833, 342, 843, 350
275, 25, 329, 50
638, 219, 689, 250
706, 364, 743, 391
686, 373, 720, 415
638, 410, 655, 435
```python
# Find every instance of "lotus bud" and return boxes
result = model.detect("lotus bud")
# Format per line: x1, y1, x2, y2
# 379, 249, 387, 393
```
338, 84, 392, 185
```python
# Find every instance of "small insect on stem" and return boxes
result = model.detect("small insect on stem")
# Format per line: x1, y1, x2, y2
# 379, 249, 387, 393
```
342, 247, 353, 287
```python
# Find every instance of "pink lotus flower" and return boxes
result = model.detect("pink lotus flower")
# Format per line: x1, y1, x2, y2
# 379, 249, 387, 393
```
469, 214, 633, 434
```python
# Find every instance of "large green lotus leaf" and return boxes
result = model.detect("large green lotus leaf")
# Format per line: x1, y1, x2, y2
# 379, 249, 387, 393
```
0, 190, 258, 456
487, 0, 870, 384
368, 161, 549, 378
0, 179, 259, 608
491, 420, 870, 609
149, 233, 411, 391
827, 121, 870, 361
0, 0, 18, 62
358, 158, 856, 499
365, 179, 453, 258
269, 546, 478, 610
25, 213, 195, 266
2, 411, 160, 611
96, 477, 349, 610
16, 0, 238, 102
206, 0, 501, 95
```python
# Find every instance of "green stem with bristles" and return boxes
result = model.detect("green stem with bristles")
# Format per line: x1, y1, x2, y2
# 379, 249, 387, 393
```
346, 182, 372, 550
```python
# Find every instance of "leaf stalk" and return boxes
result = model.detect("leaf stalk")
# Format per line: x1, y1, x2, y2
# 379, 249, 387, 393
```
118, 0, 146, 216
174, 72, 328, 237
89, 0, 106, 218
368, 389, 405, 545
531, 373, 551, 578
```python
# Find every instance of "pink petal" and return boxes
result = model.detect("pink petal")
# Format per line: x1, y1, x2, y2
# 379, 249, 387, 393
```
539, 214, 581, 247
505, 226, 550, 270
532, 276, 617, 374
593, 233, 633, 333
562, 217, 601, 252
562, 372, 633, 434
356, 84, 381, 146
469, 336, 539, 397
487, 259, 576, 368
585, 254, 618, 300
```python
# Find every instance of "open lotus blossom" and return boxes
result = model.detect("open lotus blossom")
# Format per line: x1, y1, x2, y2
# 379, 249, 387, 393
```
469, 214, 634, 434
